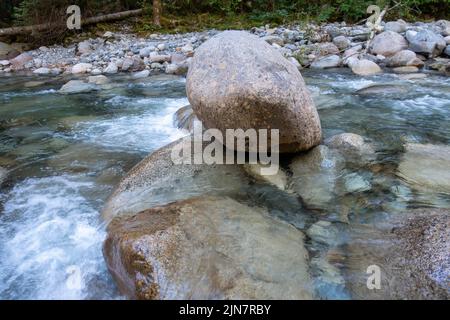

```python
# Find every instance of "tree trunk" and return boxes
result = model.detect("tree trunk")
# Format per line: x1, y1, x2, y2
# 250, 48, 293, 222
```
153, 0, 162, 26
0, 9, 143, 37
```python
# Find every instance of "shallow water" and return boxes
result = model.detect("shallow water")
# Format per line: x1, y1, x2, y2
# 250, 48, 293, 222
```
0, 70, 449, 299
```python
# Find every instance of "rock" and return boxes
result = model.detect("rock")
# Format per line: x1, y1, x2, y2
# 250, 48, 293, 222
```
71, 63, 92, 74
384, 20, 407, 33
181, 43, 194, 56
132, 69, 150, 79
121, 57, 145, 72
243, 163, 288, 191
10, 52, 32, 70
343, 45, 362, 65
88, 75, 109, 85
103, 31, 114, 38
149, 52, 171, 63
385, 50, 424, 67
398, 73, 427, 80
91, 68, 102, 75
310, 55, 340, 69
288, 56, 302, 69
317, 42, 340, 56
436, 20, 450, 36
165, 63, 188, 75
289, 145, 343, 209
397, 143, 450, 194
139, 46, 155, 57
0, 167, 7, 184
445, 36, 450, 45
263, 35, 284, 46
59, 80, 98, 94
332, 35, 350, 50
325, 133, 374, 155
0, 60, 10, 66
345, 209, 450, 299
369, 31, 408, 57
104, 196, 312, 300
350, 59, 382, 76
77, 41, 92, 55
392, 66, 419, 73
0, 42, 20, 60
343, 172, 371, 193
186, 31, 322, 153
445, 45, 450, 56
104, 62, 118, 74
355, 84, 408, 95
157, 43, 166, 51
407, 29, 446, 58
306, 221, 343, 246
33, 67, 51, 75
102, 136, 252, 220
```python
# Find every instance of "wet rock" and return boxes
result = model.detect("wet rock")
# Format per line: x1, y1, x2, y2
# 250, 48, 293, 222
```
306, 220, 344, 246
397, 143, 450, 194
0, 42, 20, 60
369, 31, 408, 57
345, 209, 450, 299
132, 70, 150, 79
243, 163, 288, 191
289, 145, 344, 209
343, 172, 372, 193
59, 80, 98, 94
311, 55, 341, 69
33, 67, 51, 75
102, 136, 251, 221
392, 66, 419, 73
407, 29, 446, 58
88, 75, 109, 85
71, 63, 92, 74
398, 73, 427, 80
350, 59, 381, 76
355, 84, 408, 95
325, 133, 374, 156
186, 31, 322, 153
104, 196, 313, 299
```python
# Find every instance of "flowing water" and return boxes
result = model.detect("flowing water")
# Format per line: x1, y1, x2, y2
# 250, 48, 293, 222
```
0, 70, 449, 299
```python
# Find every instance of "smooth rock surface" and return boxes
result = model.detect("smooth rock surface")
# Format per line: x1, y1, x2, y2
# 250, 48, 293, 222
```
104, 196, 313, 299
369, 31, 408, 57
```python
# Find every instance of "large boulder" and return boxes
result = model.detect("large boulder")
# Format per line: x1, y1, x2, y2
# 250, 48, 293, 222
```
406, 29, 446, 58
103, 196, 312, 300
369, 31, 408, 57
186, 31, 322, 153
0, 42, 20, 60
397, 143, 450, 194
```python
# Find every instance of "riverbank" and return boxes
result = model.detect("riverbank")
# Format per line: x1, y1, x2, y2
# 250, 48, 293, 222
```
1, 19, 449, 82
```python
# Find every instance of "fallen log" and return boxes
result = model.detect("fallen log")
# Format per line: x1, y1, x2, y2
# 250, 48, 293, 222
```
0, 9, 143, 37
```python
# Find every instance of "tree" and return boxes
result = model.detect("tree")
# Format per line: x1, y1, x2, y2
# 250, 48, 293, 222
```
153, 0, 161, 26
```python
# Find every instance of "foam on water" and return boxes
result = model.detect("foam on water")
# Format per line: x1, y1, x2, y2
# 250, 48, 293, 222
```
0, 175, 118, 299
74, 97, 188, 152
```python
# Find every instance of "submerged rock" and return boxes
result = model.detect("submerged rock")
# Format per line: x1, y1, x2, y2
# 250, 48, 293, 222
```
325, 133, 374, 155
104, 196, 312, 299
355, 84, 408, 95
397, 143, 450, 194
186, 30, 322, 153
345, 208, 450, 299
289, 145, 344, 209
59, 80, 98, 94
88, 75, 110, 85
